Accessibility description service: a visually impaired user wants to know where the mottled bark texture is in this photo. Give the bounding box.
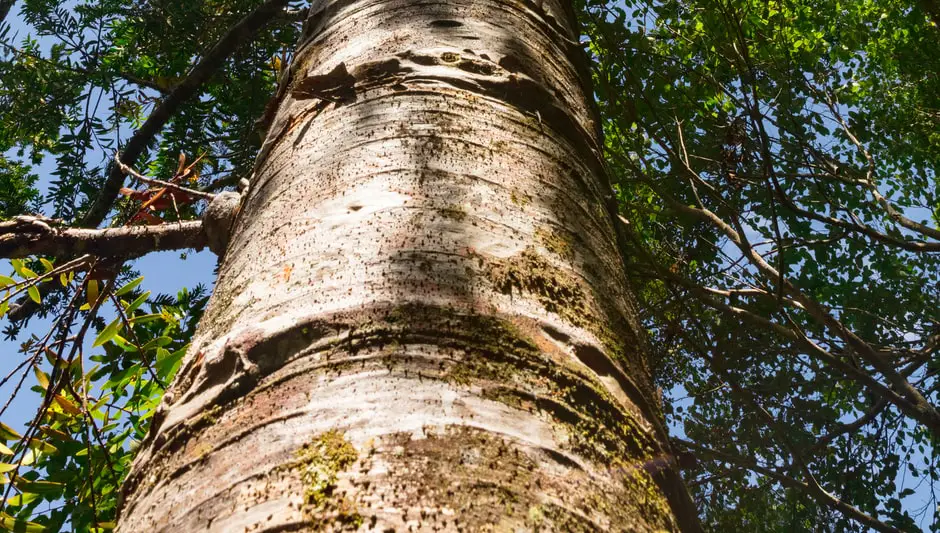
[117,0,699,530]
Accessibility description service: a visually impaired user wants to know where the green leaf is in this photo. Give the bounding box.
[141,336,173,352]
[3,492,40,507]
[0,276,15,288]
[129,313,162,325]
[0,512,46,532]
[10,259,25,277]
[26,285,40,304]
[38,258,54,273]
[114,276,144,296]
[26,439,57,454]
[156,347,186,378]
[92,318,124,348]
[12,477,63,495]
[123,291,150,315]
[0,423,21,441]
[111,335,136,352]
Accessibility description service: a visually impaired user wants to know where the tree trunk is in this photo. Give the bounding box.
[117,0,699,530]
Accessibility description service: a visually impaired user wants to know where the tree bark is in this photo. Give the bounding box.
[117,0,699,530]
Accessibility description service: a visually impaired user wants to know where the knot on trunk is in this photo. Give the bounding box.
[202,191,241,255]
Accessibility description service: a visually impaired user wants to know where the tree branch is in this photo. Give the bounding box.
[114,153,215,200]
[79,0,291,228]
[623,233,925,426]
[822,91,940,242]
[806,398,889,454]
[0,217,206,259]
[675,438,900,533]
[0,0,14,25]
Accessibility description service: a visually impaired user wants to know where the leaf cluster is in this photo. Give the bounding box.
[583,0,939,530]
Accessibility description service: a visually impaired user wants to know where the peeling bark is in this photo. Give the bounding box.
[118,0,699,530]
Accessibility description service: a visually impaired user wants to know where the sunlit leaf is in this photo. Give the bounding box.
[32,368,49,390]
[86,279,100,308]
[0,512,46,532]
[114,276,144,297]
[12,476,64,494]
[26,439,57,454]
[3,492,41,507]
[52,395,81,416]
[18,449,35,467]
[123,291,151,315]
[141,336,174,352]
[130,313,162,325]
[26,285,40,304]
[156,347,186,378]
[39,258,54,273]
[0,423,21,441]
[38,426,71,442]
[92,318,124,348]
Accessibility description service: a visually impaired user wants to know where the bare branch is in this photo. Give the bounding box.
[823,91,940,242]
[651,179,940,434]
[0,218,206,259]
[771,180,940,252]
[624,233,927,427]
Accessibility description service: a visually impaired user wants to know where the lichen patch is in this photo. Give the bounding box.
[295,431,362,528]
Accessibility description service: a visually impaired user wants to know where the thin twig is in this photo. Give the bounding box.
[114,153,215,201]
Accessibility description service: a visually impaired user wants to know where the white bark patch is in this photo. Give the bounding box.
[315,182,410,230]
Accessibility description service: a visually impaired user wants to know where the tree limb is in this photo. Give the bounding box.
[822,92,940,242]
[0,0,14,25]
[806,398,889,454]
[0,217,206,259]
[622,233,926,427]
